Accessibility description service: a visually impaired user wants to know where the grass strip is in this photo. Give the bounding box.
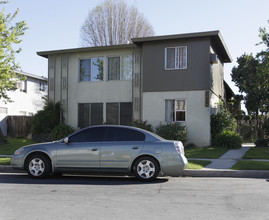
[185,147,228,159]
[242,147,269,159]
[0,158,11,165]
[187,160,211,170]
[0,138,36,155]
[232,161,269,170]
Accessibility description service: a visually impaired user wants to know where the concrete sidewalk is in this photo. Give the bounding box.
[184,144,269,178]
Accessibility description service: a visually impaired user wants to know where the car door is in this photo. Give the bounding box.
[100,127,145,169]
[55,127,105,169]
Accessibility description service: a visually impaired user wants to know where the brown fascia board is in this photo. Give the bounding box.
[37,44,136,58]
[132,30,232,63]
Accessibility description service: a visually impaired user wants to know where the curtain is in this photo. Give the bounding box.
[108,57,120,80]
[165,100,174,122]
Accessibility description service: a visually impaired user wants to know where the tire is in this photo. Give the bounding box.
[133,156,160,181]
[26,154,51,179]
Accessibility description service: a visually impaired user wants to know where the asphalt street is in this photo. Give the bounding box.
[0,173,269,220]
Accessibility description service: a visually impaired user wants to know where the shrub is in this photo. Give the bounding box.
[213,130,243,149]
[255,139,269,147]
[31,133,51,143]
[185,143,197,149]
[155,122,188,143]
[31,101,62,134]
[50,124,74,141]
[131,119,153,132]
[211,110,237,141]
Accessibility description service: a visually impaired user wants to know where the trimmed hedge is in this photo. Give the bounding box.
[156,122,188,143]
[213,130,242,149]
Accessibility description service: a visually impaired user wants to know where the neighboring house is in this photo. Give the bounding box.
[0,71,48,135]
[37,30,233,147]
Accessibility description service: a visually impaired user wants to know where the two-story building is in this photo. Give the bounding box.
[0,71,48,135]
[37,30,233,147]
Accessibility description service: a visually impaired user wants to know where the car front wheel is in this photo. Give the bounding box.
[133,156,160,181]
[26,154,51,178]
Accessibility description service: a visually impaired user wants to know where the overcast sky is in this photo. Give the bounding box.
[3,0,269,94]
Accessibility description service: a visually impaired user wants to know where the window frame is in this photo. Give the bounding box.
[165,99,187,122]
[106,102,133,125]
[165,46,187,70]
[79,57,104,82]
[77,103,104,128]
[107,55,133,81]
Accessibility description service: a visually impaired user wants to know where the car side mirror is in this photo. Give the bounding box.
[63,137,69,144]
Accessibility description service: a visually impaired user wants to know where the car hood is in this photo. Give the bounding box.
[20,141,58,150]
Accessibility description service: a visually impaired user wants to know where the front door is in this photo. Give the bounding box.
[55,127,106,169]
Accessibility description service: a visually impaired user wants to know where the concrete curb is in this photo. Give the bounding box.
[1,165,269,178]
[181,169,269,179]
[0,165,25,173]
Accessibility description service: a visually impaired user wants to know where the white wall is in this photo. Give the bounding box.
[142,91,211,147]
[0,77,47,135]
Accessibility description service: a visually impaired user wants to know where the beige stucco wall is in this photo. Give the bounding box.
[49,48,134,129]
[142,91,211,147]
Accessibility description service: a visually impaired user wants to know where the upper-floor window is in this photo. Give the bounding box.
[165,46,187,70]
[80,57,104,82]
[39,82,46,91]
[108,55,132,80]
[165,100,186,122]
[17,80,27,93]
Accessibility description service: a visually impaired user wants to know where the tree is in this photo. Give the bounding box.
[231,54,269,138]
[231,20,269,139]
[0,1,28,101]
[80,0,154,47]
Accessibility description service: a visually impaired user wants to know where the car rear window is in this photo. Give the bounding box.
[104,127,145,142]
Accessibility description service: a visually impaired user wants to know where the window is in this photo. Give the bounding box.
[39,82,46,91]
[104,127,145,142]
[80,57,104,82]
[108,55,132,80]
[17,80,27,92]
[78,103,103,128]
[106,102,132,125]
[69,127,106,143]
[0,107,7,114]
[165,46,187,70]
[165,100,186,122]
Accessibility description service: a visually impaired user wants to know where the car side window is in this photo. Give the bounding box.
[104,127,145,142]
[68,127,105,142]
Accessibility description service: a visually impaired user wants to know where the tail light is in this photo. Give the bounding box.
[174,141,185,155]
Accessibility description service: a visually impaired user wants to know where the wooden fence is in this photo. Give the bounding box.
[7,116,33,137]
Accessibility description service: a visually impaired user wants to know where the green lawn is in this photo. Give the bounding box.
[187,160,211,169]
[0,138,36,155]
[0,158,11,165]
[185,147,228,159]
[242,147,269,159]
[232,161,269,170]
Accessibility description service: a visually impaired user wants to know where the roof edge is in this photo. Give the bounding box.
[37,44,135,58]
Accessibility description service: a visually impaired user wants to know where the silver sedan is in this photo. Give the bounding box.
[11,125,188,181]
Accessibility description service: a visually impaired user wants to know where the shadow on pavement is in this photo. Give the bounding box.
[0,173,169,185]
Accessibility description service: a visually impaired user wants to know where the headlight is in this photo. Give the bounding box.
[14,148,24,156]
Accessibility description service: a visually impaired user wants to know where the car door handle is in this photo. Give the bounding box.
[132,146,139,150]
[92,148,98,151]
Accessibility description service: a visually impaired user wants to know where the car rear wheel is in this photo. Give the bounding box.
[26,154,51,179]
[133,156,160,181]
